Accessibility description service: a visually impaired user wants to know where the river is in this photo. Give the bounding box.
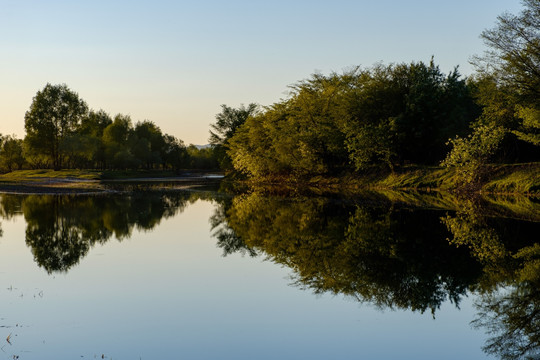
[0,186,538,359]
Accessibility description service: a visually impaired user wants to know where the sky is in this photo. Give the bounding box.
[0,0,523,145]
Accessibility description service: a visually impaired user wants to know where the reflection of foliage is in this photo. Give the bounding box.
[0,192,204,273]
[443,197,540,359]
[217,193,482,314]
[474,243,540,360]
[515,244,540,283]
[442,210,507,264]
[442,197,540,287]
[210,197,256,257]
[473,282,540,360]
[214,190,540,355]
[342,207,480,313]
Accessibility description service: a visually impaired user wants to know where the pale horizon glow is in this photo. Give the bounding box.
[0,0,523,145]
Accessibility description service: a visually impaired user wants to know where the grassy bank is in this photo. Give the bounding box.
[0,164,538,196]
[374,163,540,195]
[238,163,540,197]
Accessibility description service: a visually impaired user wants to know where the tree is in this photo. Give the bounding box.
[227,61,477,177]
[474,0,540,149]
[209,103,258,170]
[162,134,187,170]
[79,110,113,169]
[476,0,540,105]
[514,106,540,146]
[102,114,137,169]
[210,103,259,145]
[441,125,507,190]
[133,121,166,169]
[24,84,88,170]
[0,135,26,172]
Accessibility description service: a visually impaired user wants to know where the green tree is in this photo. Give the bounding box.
[24,84,89,170]
[514,106,540,146]
[79,109,113,169]
[227,61,476,177]
[102,114,137,169]
[344,61,476,169]
[441,125,507,190]
[473,0,540,150]
[162,134,187,170]
[186,145,219,169]
[476,0,540,105]
[209,103,258,170]
[0,135,25,172]
[133,120,166,169]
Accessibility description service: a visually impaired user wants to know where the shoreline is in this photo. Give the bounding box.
[0,175,224,195]
[0,163,538,197]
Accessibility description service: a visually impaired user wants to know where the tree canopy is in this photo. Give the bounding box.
[227,61,478,177]
[17,84,198,172]
[24,83,88,170]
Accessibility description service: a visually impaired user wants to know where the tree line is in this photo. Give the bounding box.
[1,2,537,176]
[212,1,540,183]
[0,84,219,172]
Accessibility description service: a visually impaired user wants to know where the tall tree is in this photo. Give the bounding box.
[476,0,540,105]
[474,0,540,149]
[24,84,88,170]
[133,120,166,169]
[102,114,137,169]
[80,109,113,169]
[209,103,258,170]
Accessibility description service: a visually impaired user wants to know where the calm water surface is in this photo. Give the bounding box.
[0,189,538,359]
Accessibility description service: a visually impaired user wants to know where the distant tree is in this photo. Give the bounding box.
[102,114,137,169]
[23,138,50,169]
[0,135,26,172]
[186,145,219,169]
[24,84,88,170]
[80,110,113,169]
[133,121,166,169]
[162,135,187,170]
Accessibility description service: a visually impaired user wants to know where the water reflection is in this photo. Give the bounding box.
[209,191,540,359]
[0,191,205,273]
[213,193,483,313]
[442,197,540,359]
[0,189,538,358]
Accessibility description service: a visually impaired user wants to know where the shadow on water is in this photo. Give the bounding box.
[0,186,538,359]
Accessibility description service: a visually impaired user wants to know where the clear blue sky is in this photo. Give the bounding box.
[0,0,523,145]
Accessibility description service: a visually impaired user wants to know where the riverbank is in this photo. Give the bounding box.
[0,164,538,197]
[235,163,540,197]
[0,169,223,194]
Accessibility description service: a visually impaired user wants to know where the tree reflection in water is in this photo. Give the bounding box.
[0,189,538,359]
[213,192,482,313]
[211,192,540,359]
[443,198,540,360]
[0,192,202,273]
